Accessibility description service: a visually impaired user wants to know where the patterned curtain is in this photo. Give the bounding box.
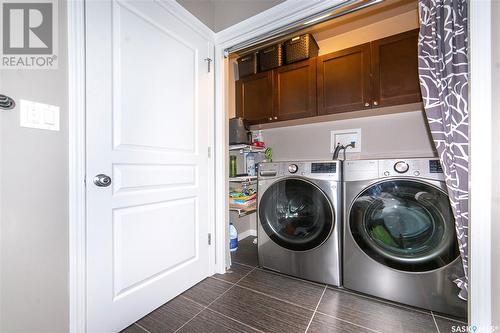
[418,0,469,300]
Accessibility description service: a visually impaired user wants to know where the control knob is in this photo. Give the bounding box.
[288,164,298,174]
[394,161,409,173]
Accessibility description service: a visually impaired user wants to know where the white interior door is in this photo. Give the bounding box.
[85,1,213,331]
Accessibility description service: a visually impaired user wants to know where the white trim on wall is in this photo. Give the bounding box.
[469,0,492,328]
[239,229,258,241]
[68,0,86,332]
[215,0,347,46]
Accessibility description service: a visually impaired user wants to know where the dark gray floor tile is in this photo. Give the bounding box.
[181,277,232,306]
[213,263,253,283]
[135,296,202,333]
[307,312,374,333]
[238,268,325,310]
[209,285,312,333]
[317,288,437,333]
[178,308,261,333]
[434,316,468,333]
[231,236,258,267]
[120,323,148,333]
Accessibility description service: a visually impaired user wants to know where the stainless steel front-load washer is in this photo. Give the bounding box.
[343,158,467,317]
[257,161,341,286]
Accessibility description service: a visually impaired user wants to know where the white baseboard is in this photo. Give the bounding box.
[239,229,257,240]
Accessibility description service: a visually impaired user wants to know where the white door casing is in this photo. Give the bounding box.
[85,0,213,331]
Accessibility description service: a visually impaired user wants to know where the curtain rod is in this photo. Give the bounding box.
[225,0,384,56]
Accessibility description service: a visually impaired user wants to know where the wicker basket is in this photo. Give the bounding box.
[237,52,258,78]
[284,34,319,64]
[258,44,283,72]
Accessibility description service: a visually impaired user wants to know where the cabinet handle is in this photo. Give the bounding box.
[268,117,273,121]
[364,102,370,107]
[274,117,278,120]
[373,101,379,106]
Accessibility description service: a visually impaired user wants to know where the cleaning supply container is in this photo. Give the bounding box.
[229,223,238,252]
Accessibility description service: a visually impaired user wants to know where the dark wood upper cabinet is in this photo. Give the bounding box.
[274,59,317,121]
[317,43,371,115]
[371,29,422,107]
[236,71,274,124]
[235,29,422,125]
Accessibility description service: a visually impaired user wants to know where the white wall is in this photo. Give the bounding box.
[0,1,69,332]
[176,0,284,32]
[258,108,435,161]
[491,0,500,326]
[212,0,285,32]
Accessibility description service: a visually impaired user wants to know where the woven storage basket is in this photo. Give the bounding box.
[284,34,319,64]
[237,52,258,78]
[258,44,283,72]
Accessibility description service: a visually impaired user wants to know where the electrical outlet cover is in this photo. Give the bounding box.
[330,129,362,153]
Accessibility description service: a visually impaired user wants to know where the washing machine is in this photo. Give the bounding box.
[257,161,341,286]
[343,158,467,318]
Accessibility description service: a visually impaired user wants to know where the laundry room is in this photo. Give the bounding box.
[224,0,468,331]
[3,0,493,332]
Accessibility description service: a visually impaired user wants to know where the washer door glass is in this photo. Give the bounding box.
[259,178,334,251]
[349,180,459,271]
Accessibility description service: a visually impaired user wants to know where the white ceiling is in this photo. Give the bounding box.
[176,0,285,32]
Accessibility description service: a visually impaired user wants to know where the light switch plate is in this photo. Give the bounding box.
[20,99,60,131]
[330,128,362,153]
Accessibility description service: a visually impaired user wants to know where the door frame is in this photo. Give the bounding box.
[68,1,216,332]
[69,0,492,330]
[213,0,351,274]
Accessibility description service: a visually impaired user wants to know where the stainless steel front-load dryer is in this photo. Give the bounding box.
[257,161,341,286]
[343,158,466,318]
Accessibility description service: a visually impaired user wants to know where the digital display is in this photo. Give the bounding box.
[429,160,443,173]
[311,163,337,173]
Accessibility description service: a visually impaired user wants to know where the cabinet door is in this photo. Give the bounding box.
[236,71,273,124]
[317,43,371,115]
[371,29,422,107]
[274,59,317,121]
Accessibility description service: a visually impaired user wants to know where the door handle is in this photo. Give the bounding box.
[93,174,112,187]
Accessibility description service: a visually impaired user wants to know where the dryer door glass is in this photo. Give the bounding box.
[259,178,334,251]
[349,179,459,271]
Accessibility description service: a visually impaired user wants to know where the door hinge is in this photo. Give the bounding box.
[208,233,212,245]
[208,146,211,158]
[204,58,212,72]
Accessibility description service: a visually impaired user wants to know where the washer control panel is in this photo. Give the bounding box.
[379,158,444,180]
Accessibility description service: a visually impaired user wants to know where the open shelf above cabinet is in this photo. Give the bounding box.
[229,175,258,183]
[229,205,257,217]
[229,144,266,153]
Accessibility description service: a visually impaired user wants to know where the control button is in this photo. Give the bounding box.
[384,171,390,176]
[394,161,409,173]
[288,164,298,174]
[414,171,420,176]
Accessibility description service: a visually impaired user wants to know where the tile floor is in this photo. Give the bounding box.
[122,237,467,333]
